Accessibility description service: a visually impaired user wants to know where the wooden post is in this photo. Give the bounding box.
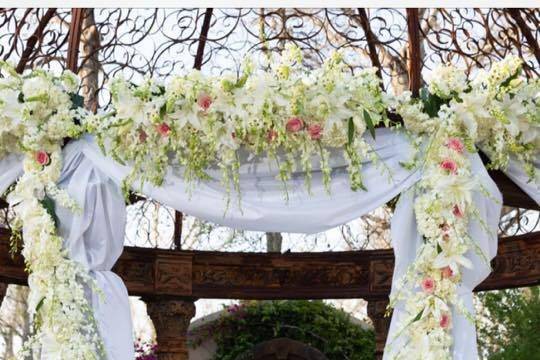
[367,299,391,360]
[406,9,422,97]
[144,297,196,360]
[66,8,84,73]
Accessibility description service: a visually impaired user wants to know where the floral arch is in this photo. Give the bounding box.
[0,7,538,360]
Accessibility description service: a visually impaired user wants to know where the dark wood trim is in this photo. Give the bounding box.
[488,169,539,210]
[357,8,384,89]
[406,9,422,97]
[193,8,213,71]
[66,8,84,73]
[16,8,56,74]
[507,9,540,66]
[0,228,538,301]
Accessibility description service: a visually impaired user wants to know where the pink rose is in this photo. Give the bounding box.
[452,204,463,218]
[440,159,458,174]
[441,266,454,279]
[156,123,171,137]
[138,129,148,143]
[421,277,435,294]
[439,313,451,329]
[446,137,464,153]
[308,124,323,140]
[197,93,212,112]
[35,150,50,166]
[286,116,304,133]
[267,129,278,143]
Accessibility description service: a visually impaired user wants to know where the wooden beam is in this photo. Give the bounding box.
[16,8,56,74]
[357,8,384,89]
[488,169,539,210]
[0,228,538,300]
[507,8,540,67]
[66,8,84,73]
[406,9,422,97]
[193,8,213,71]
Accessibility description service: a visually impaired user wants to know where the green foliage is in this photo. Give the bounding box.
[420,87,448,118]
[212,300,375,360]
[477,286,540,360]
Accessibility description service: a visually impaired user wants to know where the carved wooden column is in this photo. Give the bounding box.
[145,297,196,360]
[367,299,391,360]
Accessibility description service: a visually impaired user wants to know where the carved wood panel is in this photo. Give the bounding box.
[0,228,538,300]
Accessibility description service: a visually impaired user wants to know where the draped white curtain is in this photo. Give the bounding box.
[384,153,503,360]
[0,127,537,360]
[80,128,420,233]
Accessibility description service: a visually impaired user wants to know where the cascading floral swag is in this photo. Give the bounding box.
[0,64,104,358]
[0,45,538,359]
[387,56,538,358]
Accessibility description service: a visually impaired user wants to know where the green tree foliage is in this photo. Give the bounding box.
[477,286,540,360]
[213,300,375,360]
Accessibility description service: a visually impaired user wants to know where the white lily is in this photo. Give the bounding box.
[433,251,473,274]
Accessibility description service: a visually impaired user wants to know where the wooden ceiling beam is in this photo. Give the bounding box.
[193,8,213,71]
[357,8,384,89]
[507,8,540,66]
[15,8,56,74]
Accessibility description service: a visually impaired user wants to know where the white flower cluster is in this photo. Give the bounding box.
[397,56,539,179]
[0,64,103,359]
[427,64,468,99]
[91,45,387,198]
[388,56,539,359]
[388,130,475,359]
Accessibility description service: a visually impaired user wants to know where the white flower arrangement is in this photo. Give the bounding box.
[89,45,388,200]
[388,56,539,358]
[0,52,537,360]
[0,63,103,359]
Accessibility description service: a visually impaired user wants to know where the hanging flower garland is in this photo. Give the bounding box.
[0,63,104,359]
[387,57,539,358]
[86,45,388,200]
[0,50,538,360]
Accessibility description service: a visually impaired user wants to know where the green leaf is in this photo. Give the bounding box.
[420,87,448,118]
[412,309,424,322]
[39,196,59,228]
[159,103,167,120]
[500,69,520,89]
[347,117,355,146]
[35,296,45,314]
[437,242,443,253]
[363,109,376,140]
[69,92,84,110]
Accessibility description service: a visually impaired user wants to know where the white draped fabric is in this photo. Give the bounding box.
[0,127,537,360]
[79,128,420,233]
[0,148,135,360]
[384,154,503,360]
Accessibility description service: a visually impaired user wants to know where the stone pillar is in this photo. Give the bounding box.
[367,299,391,360]
[145,297,196,360]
